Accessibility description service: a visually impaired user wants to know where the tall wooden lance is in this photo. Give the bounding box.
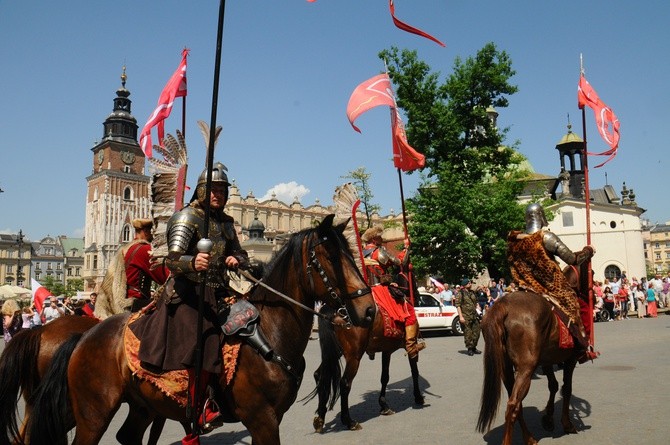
[192,0,227,434]
[579,55,595,348]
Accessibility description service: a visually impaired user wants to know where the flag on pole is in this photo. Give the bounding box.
[389,0,445,47]
[139,49,189,158]
[31,278,53,314]
[347,72,425,172]
[346,73,396,133]
[578,75,620,167]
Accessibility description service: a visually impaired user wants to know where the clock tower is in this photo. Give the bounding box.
[83,68,150,291]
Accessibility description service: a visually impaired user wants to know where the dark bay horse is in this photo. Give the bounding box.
[307,272,424,433]
[477,264,592,445]
[27,215,375,445]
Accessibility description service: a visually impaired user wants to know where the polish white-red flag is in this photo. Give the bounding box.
[139,49,189,158]
[31,278,53,314]
[346,73,396,133]
[389,0,445,47]
[578,75,620,167]
[429,277,445,292]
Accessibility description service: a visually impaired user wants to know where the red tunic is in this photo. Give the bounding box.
[124,241,170,299]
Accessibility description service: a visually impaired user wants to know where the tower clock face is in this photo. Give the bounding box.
[97,151,104,165]
[121,150,135,165]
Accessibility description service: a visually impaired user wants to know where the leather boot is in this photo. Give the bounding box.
[405,322,426,360]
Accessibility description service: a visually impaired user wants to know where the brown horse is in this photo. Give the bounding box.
[0,316,98,444]
[307,271,424,433]
[27,215,375,445]
[0,315,173,445]
[477,264,592,445]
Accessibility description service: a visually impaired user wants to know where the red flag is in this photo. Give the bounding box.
[389,0,445,47]
[139,49,189,158]
[31,278,53,314]
[346,73,396,133]
[429,277,445,292]
[391,107,425,171]
[578,75,620,153]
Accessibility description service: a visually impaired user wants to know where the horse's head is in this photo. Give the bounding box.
[308,215,375,327]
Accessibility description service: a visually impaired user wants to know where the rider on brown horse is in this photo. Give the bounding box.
[507,203,597,362]
[130,162,273,435]
[362,226,425,359]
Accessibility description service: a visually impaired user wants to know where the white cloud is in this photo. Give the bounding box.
[260,182,310,204]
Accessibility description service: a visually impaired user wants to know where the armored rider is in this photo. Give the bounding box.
[507,203,597,360]
[362,226,425,359]
[131,162,271,434]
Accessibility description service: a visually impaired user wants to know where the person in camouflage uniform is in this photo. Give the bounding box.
[455,278,481,356]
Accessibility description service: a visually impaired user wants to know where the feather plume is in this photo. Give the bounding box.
[333,183,364,274]
[197,120,222,150]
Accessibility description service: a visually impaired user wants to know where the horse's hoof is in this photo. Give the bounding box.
[348,421,362,431]
[380,408,395,416]
[541,415,555,431]
[313,416,324,433]
[415,395,425,406]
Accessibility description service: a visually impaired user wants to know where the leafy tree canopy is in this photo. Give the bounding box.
[379,43,531,282]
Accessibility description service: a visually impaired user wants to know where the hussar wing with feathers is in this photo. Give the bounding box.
[148,120,222,262]
[332,183,365,276]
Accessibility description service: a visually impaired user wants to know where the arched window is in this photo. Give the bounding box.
[122,225,131,242]
[604,265,621,281]
[124,186,133,200]
[93,187,99,201]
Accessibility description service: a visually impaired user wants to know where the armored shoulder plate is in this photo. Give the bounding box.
[542,231,576,265]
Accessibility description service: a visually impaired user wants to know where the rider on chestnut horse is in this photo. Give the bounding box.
[361,226,425,359]
[506,203,597,362]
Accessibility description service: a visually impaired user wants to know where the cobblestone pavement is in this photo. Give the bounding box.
[10,312,669,444]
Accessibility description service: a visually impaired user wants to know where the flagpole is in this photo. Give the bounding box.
[579,54,595,348]
[396,167,416,305]
[192,0,226,435]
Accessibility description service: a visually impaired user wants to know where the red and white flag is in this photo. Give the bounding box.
[578,75,620,167]
[31,278,53,314]
[139,49,189,158]
[389,0,445,47]
[429,277,445,292]
[346,73,396,133]
[347,72,425,172]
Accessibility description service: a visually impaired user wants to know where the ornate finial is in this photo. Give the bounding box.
[121,65,127,88]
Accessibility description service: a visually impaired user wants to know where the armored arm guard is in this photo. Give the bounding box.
[543,231,593,265]
[165,210,200,275]
[376,246,401,268]
[223,218,250,269]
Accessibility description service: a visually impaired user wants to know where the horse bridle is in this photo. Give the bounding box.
[239,231,370,328]
[306,232,370,327]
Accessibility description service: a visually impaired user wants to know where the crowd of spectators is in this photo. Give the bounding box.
[593,272,668,320]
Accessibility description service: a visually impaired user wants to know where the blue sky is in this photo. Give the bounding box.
[1,1,668,242]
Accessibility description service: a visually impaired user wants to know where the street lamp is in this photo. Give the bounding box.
[16,229,24,286]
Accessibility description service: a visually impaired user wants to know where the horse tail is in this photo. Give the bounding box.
[27,333,83,445]
[0,328,42,445]
[477,298,507,433]
[301,306,342,409]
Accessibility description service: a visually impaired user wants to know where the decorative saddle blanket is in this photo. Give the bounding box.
[123,312,241,407]
[372,285,408,339]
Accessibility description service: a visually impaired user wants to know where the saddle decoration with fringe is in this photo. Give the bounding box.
[123,310,241,408]
[372,285,408,339]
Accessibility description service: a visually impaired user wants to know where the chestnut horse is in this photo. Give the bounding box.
[27,215,375,445]
[307,271,424,433]
[0,316,174,445]
[477,263,592,445]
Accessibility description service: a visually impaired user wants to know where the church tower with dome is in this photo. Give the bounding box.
[82,68,150,291]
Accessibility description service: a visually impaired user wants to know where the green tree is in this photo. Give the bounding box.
[42,275,66,297]
[65,278,84,297]
[379,44,530,282]
[341,167,381,229]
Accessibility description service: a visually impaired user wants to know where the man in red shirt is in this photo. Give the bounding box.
[125,219,170,312]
